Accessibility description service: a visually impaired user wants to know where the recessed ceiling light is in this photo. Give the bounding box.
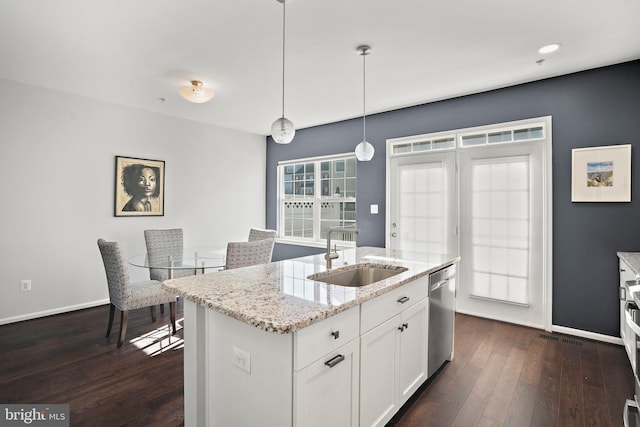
[538,43,561,54]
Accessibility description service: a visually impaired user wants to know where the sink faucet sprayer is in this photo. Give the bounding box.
[325,226,360,269]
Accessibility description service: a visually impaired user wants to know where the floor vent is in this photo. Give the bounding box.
[538,333,584,347]
[561,338,583,347]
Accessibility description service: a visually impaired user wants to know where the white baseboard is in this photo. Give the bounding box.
[551,324,622,345]
[456,309,623,346]
[0,299,109,326]
[455,308,544,330]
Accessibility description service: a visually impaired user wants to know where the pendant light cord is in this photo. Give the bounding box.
[362,50,366,142]
[281,0,286,118]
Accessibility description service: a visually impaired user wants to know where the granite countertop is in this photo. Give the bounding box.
[162,246,459,334]
[618,252,640,277]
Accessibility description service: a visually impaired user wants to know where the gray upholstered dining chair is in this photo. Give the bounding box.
[144,228,196,281]
[144,228,194,314]
[247,228,277,242]
[97,238,177,348]
[225,238,275,270]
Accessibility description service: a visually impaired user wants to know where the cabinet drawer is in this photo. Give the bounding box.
[294,305,360,370]
[361,277,428,333]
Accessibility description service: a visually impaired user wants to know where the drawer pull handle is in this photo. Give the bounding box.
[330,330,340,340]
[324,354,345,368]
[398,323,409,332]
[397,296,410,304]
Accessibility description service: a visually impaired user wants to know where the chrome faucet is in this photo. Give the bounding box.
[325,226,360,269]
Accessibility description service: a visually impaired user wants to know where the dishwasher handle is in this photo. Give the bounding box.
[430,279,449,293]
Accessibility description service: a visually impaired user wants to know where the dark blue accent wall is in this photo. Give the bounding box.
[266,60,640,336]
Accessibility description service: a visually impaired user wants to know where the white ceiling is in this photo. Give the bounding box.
[1,0,639,136]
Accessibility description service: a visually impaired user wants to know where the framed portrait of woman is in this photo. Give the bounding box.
[114,156,165,217]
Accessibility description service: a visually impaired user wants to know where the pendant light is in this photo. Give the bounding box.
[271,0,295,144]
[179,80,215,103]
[355,45,374,161]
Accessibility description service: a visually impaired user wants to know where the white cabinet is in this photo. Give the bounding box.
[360,313,398,427]
[360,281,428,427]
[398,299,429,402]
[620,258,636,372]
[294,339,359,427]
[293,306,360,427]
[184,269,445,427]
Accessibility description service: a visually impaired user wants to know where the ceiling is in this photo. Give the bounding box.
[1,0,639,136]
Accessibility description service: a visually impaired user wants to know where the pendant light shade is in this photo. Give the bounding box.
[355,45,374,161]
[271,0,295,144]
[355,140,375,161]
[272,117,295,144]
[179,80,215,103]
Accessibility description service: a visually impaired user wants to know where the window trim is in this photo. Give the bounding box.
[277,152,357,248]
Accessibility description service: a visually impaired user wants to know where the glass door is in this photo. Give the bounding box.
[388,152,457,257]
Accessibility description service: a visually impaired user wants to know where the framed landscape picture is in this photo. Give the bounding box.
[571,144,631,202]
[114,156,165,216]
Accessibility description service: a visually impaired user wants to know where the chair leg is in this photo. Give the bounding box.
[106,303,115,338]
[151,305,157,322]
[160,303,165,314]
[170,301,177,334]
[117,310,128,348]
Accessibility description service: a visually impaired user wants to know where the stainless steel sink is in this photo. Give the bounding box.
[308,263,408,287]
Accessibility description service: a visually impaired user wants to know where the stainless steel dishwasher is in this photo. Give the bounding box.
[428,263,456,377]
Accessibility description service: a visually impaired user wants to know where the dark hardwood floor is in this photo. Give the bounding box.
[0,301,633,426]
[0,302,185,426]
[392,314,634,427]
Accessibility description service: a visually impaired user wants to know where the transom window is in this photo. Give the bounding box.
[278,154,357,245]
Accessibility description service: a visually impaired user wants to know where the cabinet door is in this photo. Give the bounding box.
[360,315,399,427]
[398,299,428,404]
[620,259,634,339]
[294,339,359,427]
[620,259,636,371]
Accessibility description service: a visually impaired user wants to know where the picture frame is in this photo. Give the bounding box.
[571,144,631,202]
[114,156,165,216]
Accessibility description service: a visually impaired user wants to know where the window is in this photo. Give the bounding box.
[459,124,544,147]
[391,135,456,155]
[278,154,357,245]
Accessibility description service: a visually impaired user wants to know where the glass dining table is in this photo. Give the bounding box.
[129,247,226,279]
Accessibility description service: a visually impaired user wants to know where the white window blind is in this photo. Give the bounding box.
[398,162,445,254]
[470,155,530,306]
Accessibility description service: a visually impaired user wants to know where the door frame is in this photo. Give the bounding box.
[386,117,553,331]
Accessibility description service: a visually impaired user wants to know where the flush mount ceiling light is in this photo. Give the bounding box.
[179,80,215,103]
[271,0,295,144]
[538,43,561,54]
[355,45,374,162]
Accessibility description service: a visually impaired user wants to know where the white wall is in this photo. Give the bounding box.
[0,78,266,324]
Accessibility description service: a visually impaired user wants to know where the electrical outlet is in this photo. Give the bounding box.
[21,279,32,292]
[233,346,251,374]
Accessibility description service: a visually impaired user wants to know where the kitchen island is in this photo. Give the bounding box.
[163,246,458,427]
